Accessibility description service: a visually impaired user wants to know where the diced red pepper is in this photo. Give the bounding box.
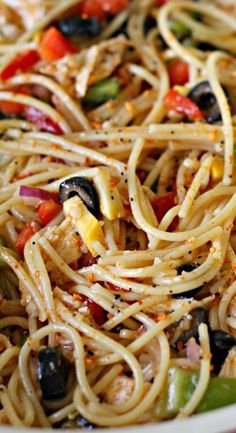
[16,221,41,254]
[102,0,128,15]
[78,0,128,20]
[39,27,77,62]
[168,60,189,87]
[23,106,63,134]
[0,50,40,81]
[37,199,62,226]
[78,0,106,21]
[151,191,178,232]
[0,86,29,116]
[87,299,107,326]
[164,89,204,122]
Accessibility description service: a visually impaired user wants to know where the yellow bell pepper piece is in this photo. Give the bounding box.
[63,196,105,257]
[211,158,224,182]
[94,170,125,221]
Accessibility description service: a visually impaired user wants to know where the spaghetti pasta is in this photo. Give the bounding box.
[0,0,236,429]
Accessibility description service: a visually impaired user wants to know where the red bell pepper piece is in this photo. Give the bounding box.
[78,0,106,21]
[37,199,62,226]
[0,86,29,116]
[23,106,63,134]
[151,191,178,232]
[0,50,40,81]
[16,221,41,254]
[168,60,189,87]
[164,89,204,122]
[87,299,107,326]
[102,0,128,15]
[39,27,77,62]
[78,0,128,21]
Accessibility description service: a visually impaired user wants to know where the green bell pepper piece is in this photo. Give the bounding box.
[83,77,120,106]
[154,367,236,420]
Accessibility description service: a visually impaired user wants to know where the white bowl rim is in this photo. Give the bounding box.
[1,404,236,433]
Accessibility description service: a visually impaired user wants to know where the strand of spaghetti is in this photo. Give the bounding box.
[19,386,35,426]
[158,1,236,67]
[0,317,28,329]
[23,132,126,173]
[6,74,90,131]
[70,123,230,143]
[128,138,236,241]
[0,347,19,372]
[0,387,24,426]
[0,247,47,322]
[0,197,20,214]
[0,138,86,164]
[73,332,169,426]
[177,323,211,418]
[207,51,234,185]
[144,150,175,187]
[0,119,36,132]
[142,44,169,125]
[82,243,223,294]
[0,92,71,133]
[127,64,160,90]
[58,296,213,366]
[0,167,77,195]
[19,322,96,427]
[28,242,55,321]
[173,10,235,38]
[48,403,76,425]
[158,4,204,68]
[38,237,88,285]
[7,368,23,421]
[56,301,146,415]
[178,154,213,218]
[102,297,158,331]
[218,280,236,332]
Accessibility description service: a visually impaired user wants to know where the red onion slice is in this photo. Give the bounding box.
[19,185,59,203]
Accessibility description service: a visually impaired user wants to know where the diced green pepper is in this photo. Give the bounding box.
[83,77,120,106]
[154,367,236,420]
[169,19,191,39]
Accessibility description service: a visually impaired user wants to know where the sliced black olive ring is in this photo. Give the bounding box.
[59,176,100,217]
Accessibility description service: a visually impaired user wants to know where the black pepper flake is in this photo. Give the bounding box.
[114,294,121,300]
[130,197,134,202]
[87,350,94,356]
[32,241,36,245]
[170,130,175,135]
[111,195,115,200]
[124,179,128,183]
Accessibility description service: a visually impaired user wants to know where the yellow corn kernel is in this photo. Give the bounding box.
[211,158,224,182]
[173,85,189,96]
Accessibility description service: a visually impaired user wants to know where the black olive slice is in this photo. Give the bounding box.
[58,416,96,429]
[57,16,101,37]
[210,330,236,374]
[173,263,203,299]
[188,81,222,124]
[59,177,99,217]
[174,307,208,347]
[38,348,66,401]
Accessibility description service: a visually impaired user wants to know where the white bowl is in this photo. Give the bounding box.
[1,405,236,433]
